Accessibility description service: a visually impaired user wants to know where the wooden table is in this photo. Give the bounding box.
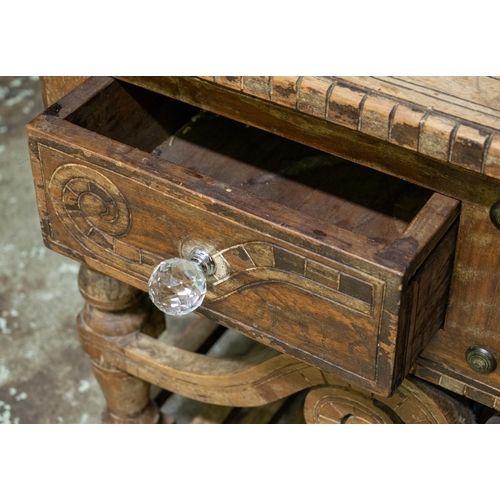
[28,76,500,423]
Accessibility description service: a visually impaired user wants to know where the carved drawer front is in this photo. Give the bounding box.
[27,77,460,396]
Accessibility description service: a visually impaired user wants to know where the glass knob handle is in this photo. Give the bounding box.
[148,248,216,316]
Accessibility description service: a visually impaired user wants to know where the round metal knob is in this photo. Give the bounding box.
[466,346,497,374]
[490,202,500,230]
[148,248,215,316]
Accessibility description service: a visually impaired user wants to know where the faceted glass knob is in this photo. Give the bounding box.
[148,249,215,316]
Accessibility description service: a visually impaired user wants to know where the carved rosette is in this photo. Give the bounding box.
[304,377,475,424]
[304,387,395,424]
[49,163,131,251]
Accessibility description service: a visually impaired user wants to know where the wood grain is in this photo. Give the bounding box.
[444,202,500,343]
[414,355,500,411]
[39,76,89,107]
[154,108,434,245]
[409,202,500,405]
[29,75,500,413]
[110,76,500,405]
[79,328,319,407]
[26,77,460,396]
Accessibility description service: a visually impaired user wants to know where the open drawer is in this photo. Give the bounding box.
[27,77,460,396]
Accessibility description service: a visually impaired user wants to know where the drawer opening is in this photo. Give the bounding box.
[65,79,433,246]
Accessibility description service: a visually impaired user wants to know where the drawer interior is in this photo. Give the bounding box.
[66,79,433,246]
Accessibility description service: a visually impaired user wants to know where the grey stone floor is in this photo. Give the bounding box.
[0,79,259,424]
[0,77,104,423]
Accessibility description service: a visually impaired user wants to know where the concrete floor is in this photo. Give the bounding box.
[0,77,104,423]
[0,79,262,424]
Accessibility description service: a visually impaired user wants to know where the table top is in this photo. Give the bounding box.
[198,77,500,182]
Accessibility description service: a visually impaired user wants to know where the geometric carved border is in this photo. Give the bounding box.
[200,76,500,180]
[209,241,383,318]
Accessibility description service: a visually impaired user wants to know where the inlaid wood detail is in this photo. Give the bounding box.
[41,145,158,276]
[33,76,500,413]
[199,76,500,181]
[414,357,500,411]
[45,152,380,316]
[210,242,377,314]
[39,144,388,386]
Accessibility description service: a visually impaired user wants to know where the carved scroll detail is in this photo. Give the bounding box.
[47,160,159,274]
[304,377,475,424]
[50,163,131,247]
[207,241,380,316]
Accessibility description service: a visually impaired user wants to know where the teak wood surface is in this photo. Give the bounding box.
[33,76,500,416]
[28,77,461,396]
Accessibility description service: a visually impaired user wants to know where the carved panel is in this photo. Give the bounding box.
[209,242,380,317]
[200,76,500,180]
[304,377,475,424]
[42,144,384,324]
[49,163,132,245]
[40,144,160,279]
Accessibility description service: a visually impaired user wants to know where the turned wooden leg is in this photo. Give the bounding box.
[76,265,165,424]
[304,376,476,424]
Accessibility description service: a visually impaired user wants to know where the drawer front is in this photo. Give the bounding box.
[34,143,385,381]
[27,77,459,395]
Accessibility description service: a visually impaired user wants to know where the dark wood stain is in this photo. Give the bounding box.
[328,102,359,129]
[273,81,296,99]
[391,121,419,149]
[339,274,373,304]
[43,102,62,116]
[452,132,488,171]
[274,247,305,275]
